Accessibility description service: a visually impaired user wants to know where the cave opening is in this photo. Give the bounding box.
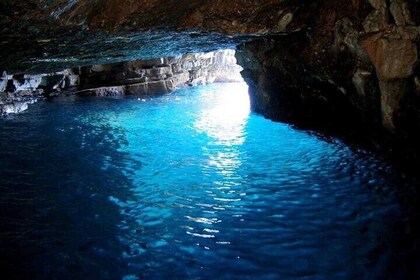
[1,49,248,115]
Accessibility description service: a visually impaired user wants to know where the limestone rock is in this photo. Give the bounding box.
[0,71,7,92]
[277,13,293,32]
[362,33,417,80]
[361,29,418,131]
[390,0,415,26]
[126,80,174,96]
[379,79,408,131]
[0,102,29,115]
[8,75,43,92]
[368,0,387,10]
[77,86,126,97]
[79,49,242,95]
[352,69,373,98]
[363,8,389,32]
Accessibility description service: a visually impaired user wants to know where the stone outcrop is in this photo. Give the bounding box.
[358,0,419,132]
[0,69,79,115]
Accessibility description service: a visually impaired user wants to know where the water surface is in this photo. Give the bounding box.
[0,83,418,279]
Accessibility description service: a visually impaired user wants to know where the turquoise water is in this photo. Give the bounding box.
[0,83,418,279]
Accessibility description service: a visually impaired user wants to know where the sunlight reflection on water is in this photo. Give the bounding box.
[194,83,250,146]
[0,83,418,280]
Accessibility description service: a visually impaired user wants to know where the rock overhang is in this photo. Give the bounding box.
[0,28,256,75]
[0,0,315,74]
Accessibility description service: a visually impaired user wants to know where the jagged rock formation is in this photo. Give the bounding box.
[0,69,78,114]
[1,0,420,163]
[235,0,420,163]
[1,50,242,114]
[77,50,242,97]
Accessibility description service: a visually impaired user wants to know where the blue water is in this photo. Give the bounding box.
[0,83,418,280]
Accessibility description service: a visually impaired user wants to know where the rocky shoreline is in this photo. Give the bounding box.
[0,50,243,115]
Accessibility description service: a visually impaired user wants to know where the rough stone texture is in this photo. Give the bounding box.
[78,49,243,96]
[363,7,389,32]
[361,30,418,130]
[362,33,417,80]
[390,0,415,26]
[0,0,324,74]
[77,86,127,97]
[234,0,420,163]
[0,90,44,116]
[236,35,365,131]
[0,102,30,115]
[0,50,243,112]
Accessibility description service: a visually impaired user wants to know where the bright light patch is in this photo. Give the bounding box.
[194,82,250,146]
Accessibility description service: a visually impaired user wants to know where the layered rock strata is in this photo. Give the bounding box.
[77,50,242,97]
[1,50,242,114]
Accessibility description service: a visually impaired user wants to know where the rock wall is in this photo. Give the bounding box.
[0,69,79,114]
[236,35,365,131]
[77,50,242,97]
[1,50,242,114]
[236,0,420,163]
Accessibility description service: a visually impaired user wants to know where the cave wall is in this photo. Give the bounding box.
[76,50,242,97]
[235,0,420,161]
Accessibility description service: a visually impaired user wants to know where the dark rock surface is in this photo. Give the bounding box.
[235,0,420,165]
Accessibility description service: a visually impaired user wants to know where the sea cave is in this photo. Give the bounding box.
[1,1,420,279]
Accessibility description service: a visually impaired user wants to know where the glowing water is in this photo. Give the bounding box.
[0,83,418,279]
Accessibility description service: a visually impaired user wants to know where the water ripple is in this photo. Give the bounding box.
[0,84,418,279]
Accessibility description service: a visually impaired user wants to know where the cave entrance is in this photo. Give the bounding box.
[2,49,249,115]
[73,49,247,97]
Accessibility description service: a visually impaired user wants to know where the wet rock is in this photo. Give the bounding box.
[0,71,7,92]
[40,75,65,90]
[77,86,126,97]
[79,50,242,95]
[9,75,43,92]
[363,7,389,32]
[0,102,29,115]
[362,30,418,131]
[379,79,408,131]
[390,0,415,26]
[277,13,294,32]
[1,49,242,108]
[362,33,417,80]
[368,0,387,10]
[236,35,361,129]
